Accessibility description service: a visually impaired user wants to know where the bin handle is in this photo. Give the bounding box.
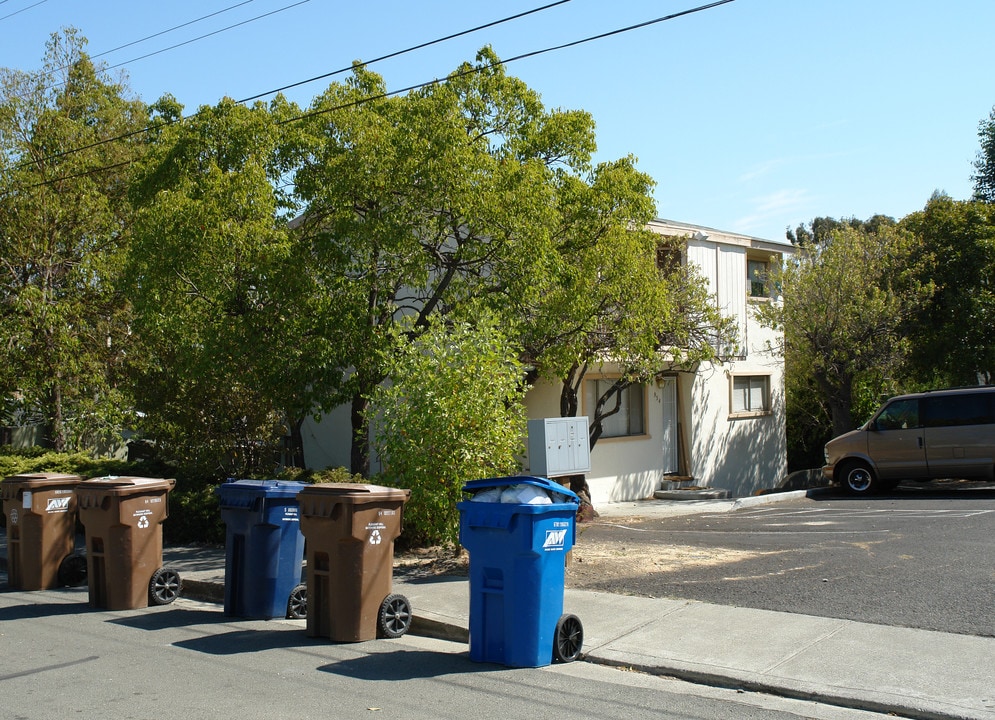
[466,514,514,531]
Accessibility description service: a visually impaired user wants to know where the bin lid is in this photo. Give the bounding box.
[76,476,176,495]
[1,473,82,500]
[1,472,82,488]
[217,479,308,505]
[461,475,579,504]
[296,482,410,504]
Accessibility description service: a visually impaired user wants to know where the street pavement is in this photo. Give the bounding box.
[3,489,994,720]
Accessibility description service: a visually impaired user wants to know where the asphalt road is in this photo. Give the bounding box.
[0,589,896,720]
[571,482,995,638]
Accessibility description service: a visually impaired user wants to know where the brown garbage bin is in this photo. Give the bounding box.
[1,473,85,590]
[297,483,411,642]
[76,476,181,610]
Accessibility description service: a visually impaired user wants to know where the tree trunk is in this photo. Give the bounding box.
[286,415,306,468]
[560,362,583,417]
[350,392,370,477]
[826,382,854,438]
[50,381,66,452]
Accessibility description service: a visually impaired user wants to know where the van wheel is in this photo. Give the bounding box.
[840,461,877,495]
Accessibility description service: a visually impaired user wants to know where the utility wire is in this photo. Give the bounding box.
[37,0,310,92]
[72,1,258,68]
[15,0,735,191]
[237,0,572,104]
[9,2,259,100]
[279,1,735,125]
[0,0,45,23]
[15,0,573,171]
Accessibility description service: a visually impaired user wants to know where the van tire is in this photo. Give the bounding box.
[839,461,877,495]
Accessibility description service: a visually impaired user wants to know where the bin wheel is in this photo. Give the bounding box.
[553,614,584,663]
[148,568,182,606]
[378,593,412,639]
[287,583,307,619]
[57,553,88,588]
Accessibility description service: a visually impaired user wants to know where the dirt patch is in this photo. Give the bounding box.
[393,516,775,591]
[565,539,771,589]
[394,545,468,579]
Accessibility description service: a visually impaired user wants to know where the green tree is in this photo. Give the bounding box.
[756,219,930,441]
[126,96,338,474]
[786,214,897,247]
[293,48,661,475]
[973,105,995,204]
[517,218,732,448]
[902,194,995,386]
[368,315,527,547]
[0,29,147,451]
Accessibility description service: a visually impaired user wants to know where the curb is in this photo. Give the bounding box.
[181,578,226,605]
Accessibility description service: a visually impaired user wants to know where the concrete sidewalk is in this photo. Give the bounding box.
[3,492,994,720]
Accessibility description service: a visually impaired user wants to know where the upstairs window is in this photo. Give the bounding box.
[656,243,682,273]
[747,258,769,298]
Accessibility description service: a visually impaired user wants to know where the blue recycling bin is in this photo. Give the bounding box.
[217,480,307,619]
[458,476,583,667]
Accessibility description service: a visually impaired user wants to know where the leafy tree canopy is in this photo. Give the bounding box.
[973,105,995,204]
[901,193,995,386]
[291,47,676,472]
[757,219,931,439]
[0,28,147,451]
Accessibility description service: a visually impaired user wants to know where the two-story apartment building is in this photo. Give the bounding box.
[300,218,790,503]
[520,219,789,503]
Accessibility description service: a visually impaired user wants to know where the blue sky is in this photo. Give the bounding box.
[2,0,993,243]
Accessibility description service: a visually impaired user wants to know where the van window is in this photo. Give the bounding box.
[874,399,919,430]
[922,393,995,427]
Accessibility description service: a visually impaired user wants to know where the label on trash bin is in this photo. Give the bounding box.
[367,521,386,545]
[283,506,299,523]
[134,508,153,528]
[22,491,32,509]
[45,496,71,513]
[542,521,571,552]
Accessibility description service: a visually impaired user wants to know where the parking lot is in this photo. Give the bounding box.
[567,483,995,637]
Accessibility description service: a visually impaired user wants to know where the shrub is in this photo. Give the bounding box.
[368,316,528,548]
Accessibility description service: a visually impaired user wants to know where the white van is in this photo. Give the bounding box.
[823,386,995,495]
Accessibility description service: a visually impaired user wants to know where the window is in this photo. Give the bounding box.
[731,375,770,415]
[922,393,995,427]
[584,379,645,438]
[656,243,682,273]
[874,399,919,430]
[747,258,769,298]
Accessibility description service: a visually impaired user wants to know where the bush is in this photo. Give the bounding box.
[0,449,223,543]
[368,316,527,548]
[1,452,368,544]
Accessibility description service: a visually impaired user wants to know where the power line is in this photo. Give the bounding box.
[8,1,260,105]
[278,1,736,126]
[80,1,258,66]
[15,0,573,172]
[14,0,735,192]
[237,0,572,104]
[38,0,310,94]
[102,0,310,74]
[0,0,45,23]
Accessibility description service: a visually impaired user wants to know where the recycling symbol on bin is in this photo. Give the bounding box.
[9,509,17,525]
[137,515,150,529]
[369,529,382,545]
